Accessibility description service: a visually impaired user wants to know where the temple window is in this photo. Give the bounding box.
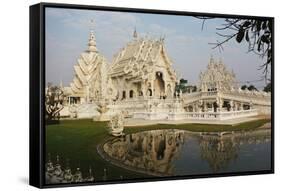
[223,101,231,111]
[122,91,126,99]
[129,90,134,98]
[243,104,250,110]
[148,89,152,96]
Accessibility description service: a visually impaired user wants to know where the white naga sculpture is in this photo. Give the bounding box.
[107,112,125,137]
[93,100,110,121]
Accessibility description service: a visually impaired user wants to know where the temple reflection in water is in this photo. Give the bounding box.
[102,129,271,176]
[103,130,185,175]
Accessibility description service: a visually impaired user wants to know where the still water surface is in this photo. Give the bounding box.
[103,129,271,176]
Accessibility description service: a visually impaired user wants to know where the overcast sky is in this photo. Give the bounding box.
[46,7,268,89]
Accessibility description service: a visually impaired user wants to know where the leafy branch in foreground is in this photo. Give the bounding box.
[196,16,272,81]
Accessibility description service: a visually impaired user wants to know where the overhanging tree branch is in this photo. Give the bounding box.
[196,17,272,81]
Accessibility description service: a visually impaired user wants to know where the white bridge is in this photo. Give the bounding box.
[182,91,271,106]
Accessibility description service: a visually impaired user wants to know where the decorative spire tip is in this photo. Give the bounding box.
[133,27,138,39]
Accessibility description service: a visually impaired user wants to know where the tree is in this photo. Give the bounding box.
[175,78,188,93]
[241,84,258,91]
[241,85,248,90]
[45,83,65,124]
[192,85,197,92]
[263,83,271,92]
[248,85,258,91]
[197,17,272,80]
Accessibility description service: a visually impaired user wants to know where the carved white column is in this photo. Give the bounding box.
[86,85,90,103]
[230,100,234,111]
[151,81,154,97]
[219,98,223,112]
[204,101,207,112]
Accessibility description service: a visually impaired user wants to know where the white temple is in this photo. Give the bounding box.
[60,27,271,122]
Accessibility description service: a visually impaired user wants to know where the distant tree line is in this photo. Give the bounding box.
[263,83,271,92]
[175,78,197,94]
[241,84,258,91]
[240,83,271,92]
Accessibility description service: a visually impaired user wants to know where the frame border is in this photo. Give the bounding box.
[29,2,274,189]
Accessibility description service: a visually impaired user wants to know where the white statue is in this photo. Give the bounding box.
[107,112,125,137]
[69,104,77,118]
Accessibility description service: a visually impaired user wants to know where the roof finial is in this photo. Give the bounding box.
[88,19,98,52]
[90,19,95,31]
[59,79,63,89]
[210,54,214,64]
[133,27,138,39]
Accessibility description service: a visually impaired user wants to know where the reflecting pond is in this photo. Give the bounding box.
[102,129,271,176]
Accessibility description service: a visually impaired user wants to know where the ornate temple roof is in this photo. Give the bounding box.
[199,57,237,92]
[69,30,108,96]
[108,32,177,82]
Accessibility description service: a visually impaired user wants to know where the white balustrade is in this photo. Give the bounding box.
[183,109,258,120]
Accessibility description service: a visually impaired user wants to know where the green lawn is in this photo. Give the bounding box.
[46,118,270,182]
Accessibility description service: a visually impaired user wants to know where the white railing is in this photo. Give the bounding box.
[220,92,271,106]
[201,91,218,97]
[133,112,169,120]
[183,109,258,120]
[182,91,271,106]
[114,97,176,106]
[133,109,258,121]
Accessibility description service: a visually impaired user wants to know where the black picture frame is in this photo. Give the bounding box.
[30,2,274,189]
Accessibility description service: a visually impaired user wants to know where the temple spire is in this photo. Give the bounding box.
[160,34,165,42]
[59,80,63,89]
[209,55,214,64]
[133,27,138,39]
[88,19,98,52]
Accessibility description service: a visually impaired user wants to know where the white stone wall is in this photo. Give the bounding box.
[254,105,271,115]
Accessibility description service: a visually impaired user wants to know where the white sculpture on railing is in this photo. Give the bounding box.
[45,154,95,184]
[93,99,110,121]
[107,112,125,137]
[69,104,77,118]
